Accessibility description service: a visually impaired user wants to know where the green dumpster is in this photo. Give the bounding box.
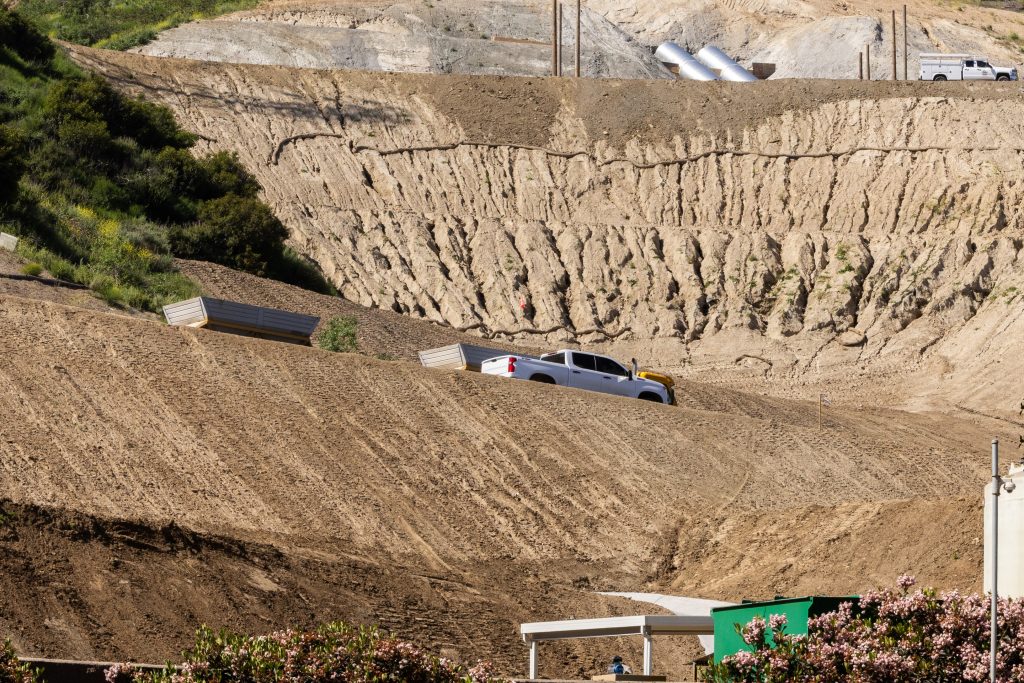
[711,596,858,661]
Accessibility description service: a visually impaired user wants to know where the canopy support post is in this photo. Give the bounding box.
[642,627,653,675]
[529,640,538,679]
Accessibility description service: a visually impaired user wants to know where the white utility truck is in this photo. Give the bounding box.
[920,53,1017,81]
[481,350,673,404]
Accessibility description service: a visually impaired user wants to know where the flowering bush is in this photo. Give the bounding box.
[0,641,39,683]
[116,622,505,683]
[704,576,1024,682]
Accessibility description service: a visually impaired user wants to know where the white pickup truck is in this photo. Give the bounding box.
[481,350,673,404]
[920,53,1018,81]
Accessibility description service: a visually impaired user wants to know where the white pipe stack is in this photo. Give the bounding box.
[654,42,720,81]
[695,45,757,82]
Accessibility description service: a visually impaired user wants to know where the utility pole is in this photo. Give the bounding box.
[575,0,581,77]
[903,5,909,80]
[891,10,897,80]
[992,438,1001,683]
[557,3,563,76]
[551,0,558,76]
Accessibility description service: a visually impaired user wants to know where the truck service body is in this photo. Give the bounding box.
[919,53,1017,81]
[481,350,674,404]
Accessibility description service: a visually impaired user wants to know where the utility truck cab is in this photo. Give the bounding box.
[920,53,1017,81]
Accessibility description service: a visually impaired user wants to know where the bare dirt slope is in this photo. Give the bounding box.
[176,259,537,360]
[0,289,1012,672]
[135,0,670,79]
[75,46,1024,415]
[135,0,1024,80]
[0,501,703,676]
[3,294,1002,565]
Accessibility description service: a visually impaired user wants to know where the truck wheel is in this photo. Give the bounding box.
[933,75,947,81]
[638,392,664,403]
[997,75,1011,81]
[529,374,556,384]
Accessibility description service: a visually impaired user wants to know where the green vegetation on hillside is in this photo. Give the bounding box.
[16,0,258,50]
[317,315,359,353]
[0,10,333,311]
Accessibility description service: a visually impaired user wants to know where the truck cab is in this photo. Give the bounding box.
[920,53,1018,81]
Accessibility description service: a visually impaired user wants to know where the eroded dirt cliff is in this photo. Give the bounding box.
[74,48,1024,412]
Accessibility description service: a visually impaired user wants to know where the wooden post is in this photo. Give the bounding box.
[573,0,581,77]
[891,10,897,80]
[866,44,871,80]
[903,5,909,80]
[859,51,863,80]
[557,2,563,76]
[551,0,558,76]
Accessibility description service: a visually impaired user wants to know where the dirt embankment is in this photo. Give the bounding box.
[0,257,1012,674]
[73,47,1024,414]
[0,289,1011,668]
[0,500,703,676]
[134,0,670,80]
[0,294,1002,565]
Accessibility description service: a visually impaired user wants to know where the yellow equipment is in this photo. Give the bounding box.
[638,370,676,405]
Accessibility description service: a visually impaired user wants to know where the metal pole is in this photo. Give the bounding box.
[859,52,863,80]
[557,3,564,76]
[891,10,897,80]
[575,0,581,77]
[866,45,871,80]
[643,629,653,675]
[529,640,538,679]
[551,0,557,76]
[992,438,1000,683]
[903,5,909,80]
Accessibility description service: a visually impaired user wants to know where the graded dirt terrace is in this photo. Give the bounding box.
[0,285,1011,675]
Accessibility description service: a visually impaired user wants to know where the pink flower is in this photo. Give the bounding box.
[769,614,788,631]
[897,574,917,590]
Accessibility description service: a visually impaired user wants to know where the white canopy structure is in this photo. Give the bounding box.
[600,592,735,655]
[520,615,713,679]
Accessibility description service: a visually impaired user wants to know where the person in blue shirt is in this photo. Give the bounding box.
[608,655,632,674]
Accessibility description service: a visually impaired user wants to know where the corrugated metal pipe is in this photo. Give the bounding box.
[654,42,720,81]
[695,45,758,82]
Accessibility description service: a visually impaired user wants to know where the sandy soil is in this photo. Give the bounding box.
[0,285,1013,674]
[134,0,670,79]
[0,501,704,678]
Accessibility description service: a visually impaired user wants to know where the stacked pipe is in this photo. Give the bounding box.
[696,45,758,82]
[655,42,758,82]
[654,42,719,81]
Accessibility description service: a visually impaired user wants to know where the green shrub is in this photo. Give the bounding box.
[0,125,25,205]
[317,315,359,353]
[0,640,40,683]
[171,195,288,276]
[15,0,260,50]
[0,10,326,310]
[0,10,54,63]
[20,262,42,276]
[271,246,337,295]
[120,622,503,683]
